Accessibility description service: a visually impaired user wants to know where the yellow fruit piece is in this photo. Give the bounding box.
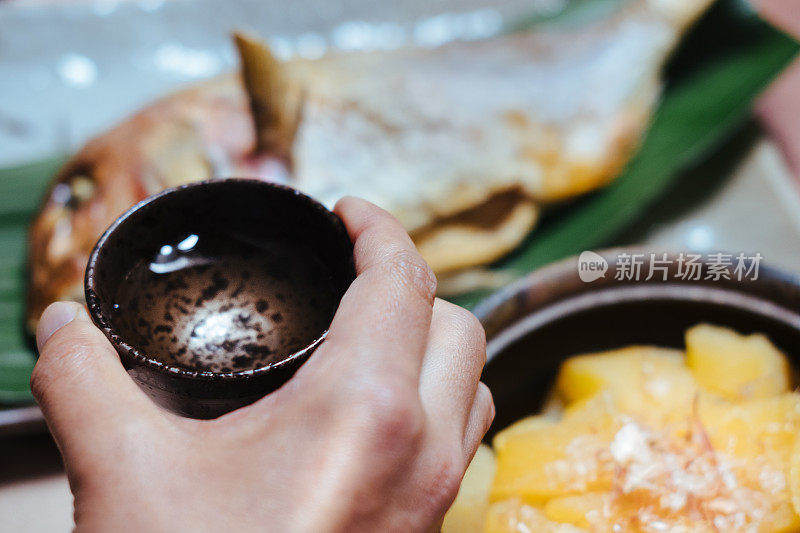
[698,390,800,520]
[491,396,621,503]
[768,501,800,533]
[791,435,800,516]
[487,325,800,532]
[697,392,800,532]
[442,444,496,533]
[686,323,790,401]
[484,499,586,533]
[544,492,609,528]
[556,346,696,422]
[492,415,556,452]
[556,346,685,402]
[699,392,800,461]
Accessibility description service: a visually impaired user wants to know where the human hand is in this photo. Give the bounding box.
[32,197,493,532]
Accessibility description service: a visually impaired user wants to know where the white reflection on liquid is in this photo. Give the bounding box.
[177,234,199,251]
[150,234,207,274]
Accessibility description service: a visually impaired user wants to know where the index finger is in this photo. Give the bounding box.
[309,197,437,386]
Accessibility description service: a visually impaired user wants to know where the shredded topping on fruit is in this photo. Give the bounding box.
[598,413,784,532]
[474,326,800,533]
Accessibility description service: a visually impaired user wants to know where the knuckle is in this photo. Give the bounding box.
[453,306,486,348]
[422,451,464,511]
[385,248,437,303]
[443,304,487,366]
[357,382,424,448]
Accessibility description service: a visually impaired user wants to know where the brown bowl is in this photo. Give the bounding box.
[472,249,800,438]
[85,179,355,418]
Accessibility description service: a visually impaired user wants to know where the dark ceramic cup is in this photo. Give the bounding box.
[85,179,355,419]
[472,249,800,439]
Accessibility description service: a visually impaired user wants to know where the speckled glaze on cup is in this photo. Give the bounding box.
[85,179,355,419]
[473,249,800,439]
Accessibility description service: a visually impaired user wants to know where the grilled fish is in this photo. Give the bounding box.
[27,0,713,332]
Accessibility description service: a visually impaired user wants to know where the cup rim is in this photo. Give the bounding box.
[85,178,352,382]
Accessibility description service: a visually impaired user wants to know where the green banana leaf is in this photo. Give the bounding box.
[0,157,65,403]
[0,0,797,405]
[450,0,800,307]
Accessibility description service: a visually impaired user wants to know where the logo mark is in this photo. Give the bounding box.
[578,251,608,282]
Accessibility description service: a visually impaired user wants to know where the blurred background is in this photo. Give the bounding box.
[0,0,798,530]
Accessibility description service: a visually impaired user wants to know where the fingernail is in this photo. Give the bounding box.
[36,302,80,352]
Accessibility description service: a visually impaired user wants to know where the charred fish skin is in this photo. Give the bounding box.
[26,78,255,332]
[26,0,714,333]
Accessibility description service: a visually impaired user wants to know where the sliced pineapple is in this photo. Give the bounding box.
[790,435,800,518]
[484,499,586,533]
[491,395,621,503]
[698,392,800,461]
[442,444,496,533]
[492,415,556,453]
[478,324,799,532]
[544,492,610,529]
[556,346,697,423]
[686,323,790,401]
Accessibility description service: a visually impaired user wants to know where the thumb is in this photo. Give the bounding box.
[32,302,162,462]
